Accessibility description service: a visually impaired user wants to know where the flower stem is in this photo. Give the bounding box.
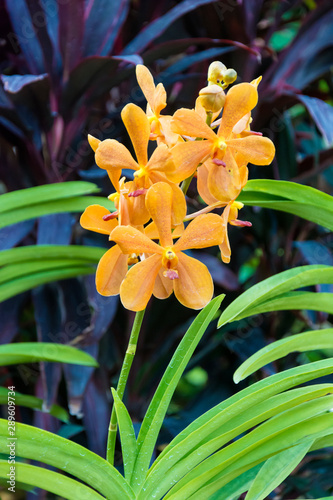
[180,112,213,196]
[106,308,146,464]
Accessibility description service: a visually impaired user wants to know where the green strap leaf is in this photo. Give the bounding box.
[0,196,114,229]
[0,265,96,302]
[0,419,135,500]
[234,291,333,320]
[208,465,262,500]
[0,460,105,500]
[144,359,333,497]
[234,329,333,383]
[131,295,225,491]
[0,387,68,422]
[245,440,314,500]
[0,181,99,214]
[238,179,333,231]
[0,343,98,367]
[111,389,139,482]
[0,245,104,266]
[218,265,333,328]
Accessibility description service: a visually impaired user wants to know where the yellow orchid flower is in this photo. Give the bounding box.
[110,183,225,311]
[136,65,179,146]
[170,82,275,184]
[90,103,178,194]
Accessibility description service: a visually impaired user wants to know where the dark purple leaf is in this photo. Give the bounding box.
[25,0,54,75]
[122,0,221,55]
[266,5,333,91]
[1,74,51,144]
[60,278,94,416]
[191,252,239,291]
[82,372,110,456]
[32,283,63,408]
[40,0,62,73]
[5,0,45,73]
[0,220,34,250]
[37,213,74,245]
[58,0,85,80]
[85,274,118,341]
[61,56,140,118]
[298,95,333,146]
[160,46,235,79]
[294,241,333,295]
[242,0,264,41]
[83,0,130,56]
[0,295,27,344]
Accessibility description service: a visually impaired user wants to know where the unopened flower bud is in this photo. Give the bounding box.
[208,61,227,85]
[223,68,237,85]
[198,84,226,113]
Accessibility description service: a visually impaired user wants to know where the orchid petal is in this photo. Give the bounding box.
[207,150,243,202]
[145,221,184,240]
[158,115,180,147]
[169,140,212,183]
[174,253,213,309]
[227,135,275,165]
[80,205,118,235]
[96,245,128,296]
[129,194,151,226]
[147,144,175,174]
[145,182,173,248]
[169,183,187,227]
[153,83,167,115]
[95,139,138,171]
[153,269,173,299]
[136,65,156,112]
[88,134,101,152]
[172,108,216,140]
[120,254,162,311]
[219,83,258,139]
[121,103,150,166]
[197,163,220,205]
[174,213,224,252]
[111,225,162,255]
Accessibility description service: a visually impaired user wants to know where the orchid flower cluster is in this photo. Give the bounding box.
[81,62,275,312]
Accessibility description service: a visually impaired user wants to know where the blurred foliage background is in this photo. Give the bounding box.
[0,0,332,497]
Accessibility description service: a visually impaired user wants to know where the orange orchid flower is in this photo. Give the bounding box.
[89,103,178,193]
[136,64,179,146]
[170,82,275,184]
[110,182,225,311]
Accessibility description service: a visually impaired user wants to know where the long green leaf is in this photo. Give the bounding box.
[238,179,333,230]
[111,389,138,482]
[0,196,114,229]
[131,295,225,491]
[184,418,332,500]
[245,440,313,500]
[0,343,98,367]
[0,265,95,302]
[218,265,333,328]
[165,406,333,500]
[208,465,262,500]
[0,419,134,500]
[0,245,104,266]
[0,181,99,214]
[234,329,333,383]
[0,460,105,500]
[143,359,333,497]
[0,259,94,285]
[142,387,333,499]
[0,387,68,422]
[234,291,333,320]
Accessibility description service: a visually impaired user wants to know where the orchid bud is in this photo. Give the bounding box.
[207,61,227,85]
[197,84,226,113]
[223,68,237,85]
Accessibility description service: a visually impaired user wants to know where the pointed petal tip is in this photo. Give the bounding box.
[88,134,101,152]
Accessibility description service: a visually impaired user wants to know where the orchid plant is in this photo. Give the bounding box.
[0,62,333,499]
